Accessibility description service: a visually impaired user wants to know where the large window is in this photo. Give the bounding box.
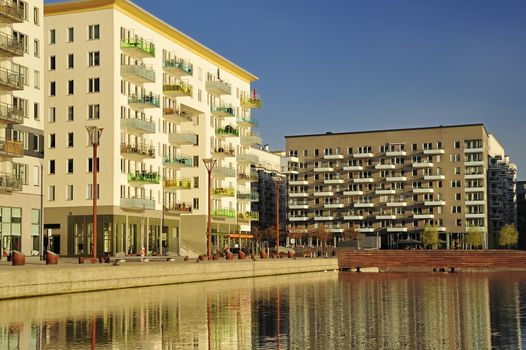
[88,51,100,66]
[88,78,100,93]
[88,24,100,40]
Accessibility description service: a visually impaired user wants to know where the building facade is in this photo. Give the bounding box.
[0,0,44,256]
[518,181,526,249]
[44,0,261,256]
[285,124,516,249]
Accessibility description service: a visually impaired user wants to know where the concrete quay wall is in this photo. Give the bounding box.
[0,258,338,300]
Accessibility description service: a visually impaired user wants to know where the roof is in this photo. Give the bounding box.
[45,0,258,83]
[285,123,488,139]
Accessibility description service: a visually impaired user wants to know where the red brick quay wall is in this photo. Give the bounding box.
[337,249,526,272]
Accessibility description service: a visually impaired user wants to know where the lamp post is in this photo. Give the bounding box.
[86,126,103,261]
[273,176,283,253]
[39,161,44,260]
[203,158,217,257]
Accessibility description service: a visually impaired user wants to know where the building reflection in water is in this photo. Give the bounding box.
[0,272,525,349]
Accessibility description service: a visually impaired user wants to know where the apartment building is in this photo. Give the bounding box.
[0,0,44,256]
[44,0,260,256]
[517,181,526,249]
[285,124,516,249]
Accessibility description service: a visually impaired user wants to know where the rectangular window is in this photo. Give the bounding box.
[66,185,73,200]
[67,53,74,68]
[87,184,100,200]
[48,185,55,201]
[49,159,55,174]
[67,132,74,147]
[88,78,100,93]
[49,29,55,44]
[67,159,74,173]
[49,81,55,96]
[88,24,100,40]
[193,176,199,188]
[33,39,39,57]
[33,7,39,25]
[193,198,199,210]
[67,80,74,94]
[88,104,100,119]
[67,106,74,121]
[87,157,100,173]
[67,27,74,42]
[33,102,39,120]
[34,70,39,89]
[88,51,100,66]
[49,134,55,148]
[49,56,55,70]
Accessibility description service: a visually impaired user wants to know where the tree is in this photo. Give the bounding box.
[464,226,485,249]
[497,224,519,249]
[312,224,332,247]
[421,224,439,249]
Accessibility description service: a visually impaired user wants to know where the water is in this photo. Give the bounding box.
[1,272,525,349]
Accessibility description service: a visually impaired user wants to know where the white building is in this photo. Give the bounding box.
[44,0,260,256]
[0,0,44,256]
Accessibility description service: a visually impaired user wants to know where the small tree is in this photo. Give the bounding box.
[497,224,519,249]
[343,226,363,248]
[421,224,439,249]
[465,226,485,249]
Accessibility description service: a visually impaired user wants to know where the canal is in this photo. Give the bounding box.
[0,271,525,349]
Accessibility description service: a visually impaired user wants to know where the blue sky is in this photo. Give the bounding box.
[48,0,526,179]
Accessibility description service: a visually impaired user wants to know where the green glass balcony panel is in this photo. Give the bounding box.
[238,172,258,182]
[0,102,23,124]
[120,197,156,210]
[238,211,259,221]
[236,115,258,127]
[162,154,193,168]
[120,37,155,58]
[0,0,24,23]
[127,171,160,185]
[0,172,21,191]
[212,166,236,178]
[211,105,235,118]
[0,67,23,90]
[168,133,198,146]
[240,97,262,109]
[163,82,192,97]
[120,142,155,159]
[120,117,156,134]
[205,80,231,95]
[120,64,156,83]
[237,153,259,164]
[212,187,236,197]
[163,178,192,190]
[163,58,193,76]
[128,93,160,108]
[240,133,262,146]
[237,192,259,201]
[212,208,236,218]
[216,126,239,137]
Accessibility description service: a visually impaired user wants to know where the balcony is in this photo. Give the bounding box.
[324,179,344,184]
[0,67,23,90]
[238,172,257,182]
[120,64,155,84]
[206,80,231,95]
[343,165,363,171]
[313,167,334,172]
[0,0,24,23]
[212,187,235,198]
[0,173,21,192]
[386,176,407,182]
[236,115,258,127]
[237,191,259,201]
[238,211,259,221]
[237,153,259,164]
[424,200,446,206]
[465,187,485,193]
[282,166,299,174]
[353,152,374,158]
[314,191,334,196]
[354,203,374,208]
[163,58,193,76]
[289,192,308,198]
[211,105,235,118]
[464,226,486,232]
[353,178,374,183]
[412,188,434,194]
[162,107,193,124]
[465,200,485,205]
[120,142,155,160]
[289,204,308,209]
[289,216,309,222]
[465,160,485,166]
[120,37,155,58]
[163,178,192,191]
[325,203,344,209]
[0,32,23,57]
[162,154,193,168]
[240,96,262,109]
[375,164,395,170]
[386,202,407,207]
[465,173,484,180]
[120,196,155,210]
[423,149,445,155]
[216,126,239,138]
[387,227,408,233]
[168,133,198,146]
[0,139,22,158]
[240,133,262,146]
[413,214,434,219]
[377,215,396,220]
[343,190,363,196]
[164,202,192,214]
[412,162,433,168]
[127,171,160,186]
[344,215,364,220]
[464,147,484,154]
[212,166,235,178]
[385,151,406,157]
[315,216,335,221]
[424,175,445,180]
[120,117,156,134]
[0,103,22,124]
[163,82,192,97]
[324,154,344,160]
[375,189,395,195]
[289,180,308,186]
[357,228,375,233]
[128,93,160,109]
[212,208,236,219]
[466,213,485,219]
[212,147,235,158]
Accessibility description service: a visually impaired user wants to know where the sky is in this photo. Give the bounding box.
[48,0,526,179]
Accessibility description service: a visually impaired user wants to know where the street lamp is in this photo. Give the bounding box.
[86,126,103,262]
[273,176,283,254]
[203,158,217,257]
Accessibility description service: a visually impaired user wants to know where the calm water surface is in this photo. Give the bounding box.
[1,271,525,349]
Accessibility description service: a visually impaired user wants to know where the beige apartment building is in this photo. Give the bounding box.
[285,124,516,249]
[43,0,261,257]
[0,0,44,256]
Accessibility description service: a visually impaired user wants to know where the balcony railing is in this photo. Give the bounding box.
[237,191,259,201]
[163,107,193,123]
[162,154,193,168]
[238,211,259,221]
[206,80,231,95]
[238,172,258,182]
[0,67,23,90]
[0,173,21,192]
[240,132,262,146]
[163,178,192,190]
[0,0,24,23]
[0,102,23,124]
[236,115,258,127]
[120,142,155,159]
[212,208,236,218]
[168,133,198,146]
[212,187,235,197]
[128,93,160,109]
[163,58,193,76]
[120,196,156,210]
[127,171,160,185]
[211,105,235,118]
[212,147,235,158]
[240,96,262,109]
[120,64,156,84]
[237,153,259,164]
[212,166,236,178]
[216,126,239,138]
[0,32,23,56]
[164,201,192,214]
[0,138,23,157]
[120,36,155,58]
[163,82,192,97]
[120,117,156,134]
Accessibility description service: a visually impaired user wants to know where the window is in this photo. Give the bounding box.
[12,31,28,52]
[193,176,199,188]
[88,78,100,93]
[66,185,73,200]
[412,144,417,151]
[34,70,39,89]
[67,132,74,147]
[67,80,74,94]
[49,134,55,148]
[87,184,100,200]
[33,102,39,120]
[67,53,74,68]
[33,7,39,25]
[87,157,99,173]
[48,185,55,201]
[456,219,462,226]
[454,167,461,175]
[67,159,74,173]
[88,51,100,66]
[49,81,56,96]
[49,56,55,70]
[33,39,39,57]
[193,198,199,210]
[455,193,461,201]
[49,29,55,44]
[88,24,100,40]
[49,160,55,174]
[67,106,74,121]
[88,104,99,119]
[454,141,461,149]
[13,163,28,185]
[67,27,74,42]
[193,155,199,167]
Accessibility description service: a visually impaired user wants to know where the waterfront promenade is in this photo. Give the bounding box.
[0,256,338,300]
